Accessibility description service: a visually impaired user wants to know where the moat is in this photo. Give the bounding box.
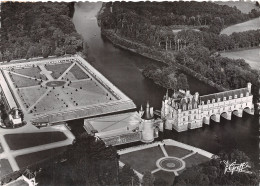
[71,2,258,166]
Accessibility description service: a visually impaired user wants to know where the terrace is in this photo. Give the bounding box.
[0,55,136,125]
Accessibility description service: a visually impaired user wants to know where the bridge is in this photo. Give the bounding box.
[161,83,254,132]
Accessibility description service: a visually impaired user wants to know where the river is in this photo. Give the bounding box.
[71,2,259,167]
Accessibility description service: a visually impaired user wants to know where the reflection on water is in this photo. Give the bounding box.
[71,2,259,166]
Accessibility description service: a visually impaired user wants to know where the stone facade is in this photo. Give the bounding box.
[161,83,254,132]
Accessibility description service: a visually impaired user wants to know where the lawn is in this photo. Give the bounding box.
[63,80,114,106]
[221,48,260,69]
[4,132,67,150]
[33,88,68,113]
[70,64,90,80]
[183,153,210,168]
[13,66,47,80]
[164,145,192,158]
[220,18,260,35]
[15,146,68,169]
[0,159,13,178]
[9,73,41,88]
[17,86,46,109]
[120,146,164,174]
[45,63,73,79]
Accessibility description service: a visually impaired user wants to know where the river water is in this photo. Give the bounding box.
[71,2,259,166]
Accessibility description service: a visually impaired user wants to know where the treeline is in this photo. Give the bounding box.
[0,2,83,62]
[143,64,189,91]
[99,3,260,52]
[176,29,260,52]
[175,44,259,90]
[101,2,258,32]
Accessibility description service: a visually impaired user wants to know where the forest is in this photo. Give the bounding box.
[0,2,83,62]
[99,2,260,92]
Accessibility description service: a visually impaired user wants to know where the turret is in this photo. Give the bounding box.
[194,92,199,102]
[185,90,190,97]
[13,108,20,119]
[141,102,155,143]
[142,102,153,120]
[247,82,252,94]
[165,89,169,100]
[139,105,144,117]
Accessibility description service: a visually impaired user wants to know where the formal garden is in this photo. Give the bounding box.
[119,141,211,185]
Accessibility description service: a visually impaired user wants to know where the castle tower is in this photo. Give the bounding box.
[141,102,155,143]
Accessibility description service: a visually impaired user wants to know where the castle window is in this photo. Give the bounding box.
[183,118,185,121]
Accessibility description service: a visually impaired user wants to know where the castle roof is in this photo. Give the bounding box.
[200,88,249,104]
[141,102,153,120]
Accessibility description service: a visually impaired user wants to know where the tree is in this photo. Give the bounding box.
[142,171,155,186]
[119,164,140,186]
[177,73,189,90]
[54,47,65,56]
[42,46,51,58]
[174,149,259,186]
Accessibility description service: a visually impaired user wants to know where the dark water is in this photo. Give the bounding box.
[71,2,259,166]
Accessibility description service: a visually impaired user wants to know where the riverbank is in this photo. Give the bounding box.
[102,29,226,92]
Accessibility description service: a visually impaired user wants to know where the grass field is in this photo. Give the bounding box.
[164,146,192,158]
[10,73,40,88]
[183,153,210,168]
[45,63,73,79]
[215,1,258,13]
[18,86,46,109]
[120,146,164,173]
[4,132,67,150]
[13,67,47,80]
[0,159,13,178]
[221,17,260,35]
[221,48,260,69]
[15,146,68,169]
[70,64,90,79]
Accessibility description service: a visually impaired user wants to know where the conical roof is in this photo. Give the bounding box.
[141,102,153,120]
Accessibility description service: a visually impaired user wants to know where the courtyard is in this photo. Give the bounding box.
[119,139,213,185]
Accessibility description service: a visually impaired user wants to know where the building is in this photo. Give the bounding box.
[84,103,161,146]
[161,83,254,132]
[8,107,22,126]
[4,169,37,186]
